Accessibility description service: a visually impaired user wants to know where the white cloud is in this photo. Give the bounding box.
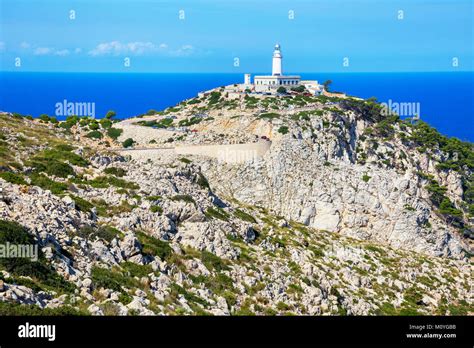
[34,47,53,55]
[89,41,159,56]
[20,41,30,49]
[88,41,196,57]
[55,49,70,56]
[33,46,71,56]
[172,44,194,57]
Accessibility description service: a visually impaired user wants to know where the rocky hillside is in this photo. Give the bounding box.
[0,90,472,316]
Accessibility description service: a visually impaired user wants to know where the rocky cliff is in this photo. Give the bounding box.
[0,91,472,316]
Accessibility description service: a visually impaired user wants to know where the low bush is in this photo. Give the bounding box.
[77,225,123,242]
[234,209,257,223]
[278,126,289,135]
[205,207,229,221]
[91,266,136,292]
[0,220,75,293]
[71,195,94,213]
[0,171,27,185]
[171,194,196,205]
[29,173,68,194]
[0,301,86,316]
[35,160,74,178]
[86,131,103,139]
[135,231,172,261]
[200,250,229,272]
[150,205,163,214]
[104,167,126,177]
[100,118,112,129]
[122,138,135,148]
[107,127,123,140]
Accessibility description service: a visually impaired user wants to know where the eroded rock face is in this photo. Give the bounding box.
[202,110,468,259]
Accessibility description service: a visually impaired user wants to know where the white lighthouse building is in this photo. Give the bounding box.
[272,44,283,76]
[235,43,323,95]
[252,44,301,92]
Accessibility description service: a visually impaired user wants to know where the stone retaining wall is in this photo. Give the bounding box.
[118,141,271,164]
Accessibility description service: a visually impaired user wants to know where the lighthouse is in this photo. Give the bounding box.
[272,44,282,76]
[250,44,322,95]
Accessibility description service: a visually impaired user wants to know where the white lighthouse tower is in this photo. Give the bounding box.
[272,44,282,76]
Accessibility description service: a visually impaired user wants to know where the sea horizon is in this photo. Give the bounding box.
[1,71,473,142]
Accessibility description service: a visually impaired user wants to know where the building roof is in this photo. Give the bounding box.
[254,75,301,79]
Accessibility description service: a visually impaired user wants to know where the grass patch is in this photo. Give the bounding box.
[205,207,229,221]
[171,194,196,205]
[233,209,257,223]
[29,173,68,194]
[135,231,173,261]
[104,167,126,177]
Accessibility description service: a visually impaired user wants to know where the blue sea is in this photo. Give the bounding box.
[0,72,472,142]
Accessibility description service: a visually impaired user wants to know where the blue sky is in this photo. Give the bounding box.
[0,0,472,72]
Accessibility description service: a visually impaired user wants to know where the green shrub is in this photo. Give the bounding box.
[258,112,279,120]
[178,117,202,127]
[0,220,75,293]
[97,226,123,242]
[150,205,163,214]
[29,173,68,194]
[121,261,152,278]
[39,114,51,123]
[170,283,209,307]
[291,85,306,93]
[28,148,79,178]
[122,138,135,148]
[197,173,210,189]
[276,301,290,311]
[135,231,172,261]
[71,195,94,213]
[107,127,123,140]
[105,110,116,119]
[0,301,86,316]
[86,130,103,139]
[439,198,463,218]
[104,167,126,177]
[201,250,229,272]
[205,207,229,221]
[278,126,289,135]
[233,209,257,223]
[0,171,27,185]
[171,194,195,205]
[76,225,122,242]
[86,175,139,190]
[179,157,192,164]
[29,158,74,178]
[88,122,100,131]
[208,91,222,105]
[91,266,136,291]
[362,174,371,182]
[100,118,112,129]
[145,195,162,201]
